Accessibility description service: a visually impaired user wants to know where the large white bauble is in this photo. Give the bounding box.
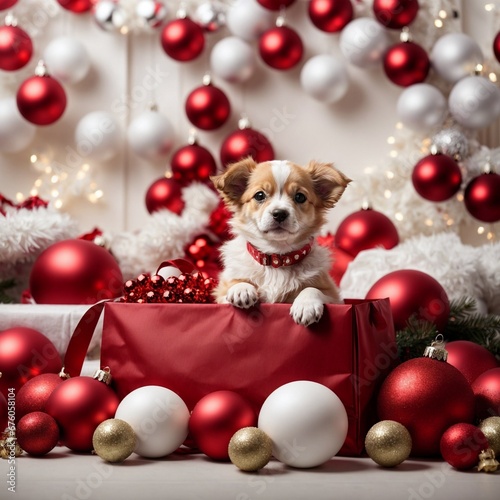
[396,83,447,131]
[210,36,256,83]
[431,33,483,84]
[226,0,274,42]
[74,111,122,162]
[300,55,349,103]
[127,110,175,159]
[43,37,91,85]
[448,76,500,130]
[258,381,348,468]
[339,18,390,69]
[115,386,190,458]
[0,97,36,153]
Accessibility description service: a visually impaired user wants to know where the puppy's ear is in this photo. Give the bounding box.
[211,157,257,205]
[306,160,351,209]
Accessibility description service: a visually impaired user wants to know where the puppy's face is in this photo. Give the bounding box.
[212,158,350,249]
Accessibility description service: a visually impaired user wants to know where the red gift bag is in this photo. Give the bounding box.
[64,299,396,456]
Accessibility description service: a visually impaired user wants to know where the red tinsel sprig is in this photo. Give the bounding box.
[1,194,48,216]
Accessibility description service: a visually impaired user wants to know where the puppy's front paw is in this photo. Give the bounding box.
[226,282,259,309]
[290,296,324,326]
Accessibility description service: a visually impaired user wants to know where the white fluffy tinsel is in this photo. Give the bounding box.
[340,232,500,316]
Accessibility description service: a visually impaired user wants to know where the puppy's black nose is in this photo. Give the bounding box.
[272,209,289,223]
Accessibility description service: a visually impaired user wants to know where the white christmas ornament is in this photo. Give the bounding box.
[339,18,390,69]
[226,0,274,42]
[135,0,168,31]
[94,0,130,32]
[127,109,175,159]
[448,76,500,130]
[430,33,483,84]
[300,55,349,103]
[210,36,256,83]
[43,37,91,85]
[258,381,348,468]
[115,386,190,458]
[74,111,122,162]
[195,1,226,32]
[396,83,447,131]
[0,97,36,153]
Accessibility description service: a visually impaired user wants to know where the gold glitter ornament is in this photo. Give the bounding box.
[365,420,412,467]
[478,416,500,457]
[228,427,273,472]
[92,419,136,463]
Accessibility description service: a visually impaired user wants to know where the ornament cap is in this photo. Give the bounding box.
[276,15,286,27]
[430,144,439,155]
[423,334,448,361]
[477,448,499,472]
[361,199,372,210]
[4,12,17,27]
[93,366,112,385]
[176,3,188,19]
[59,367,71,380]
[202,73,212,86]
[400,27,412,43]
[34,60,49,77]
[148,102,159,112]
[238,114,251,130]
[483,160,492,174]
[188,127,198,145]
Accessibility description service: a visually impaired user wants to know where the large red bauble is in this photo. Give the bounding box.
[0,1,18,11]
[440,423,489,470]
[16,412,60,456]
[373,0,419,29]
[446,341,498,386]
[15,373,64,422]
[463,173,500,223]
[57,0,93,13]
[145,177,185,215]
[366,269,450,332]
[185,84,231,131]
[308,0,354,33]
[0,25,33,71]
[29,239,123,305]
[45,377,119,452]
[378,357,475,456]
[0,392,7,431]
[472,368,500,420]
[0,327,62,397]
[334,208,399,258]
[16,75,67,125]
[383,41,430,87]
[257,0,296,10]
[171,143,217,185]
[220,128,274,167]
[189,390,257,460]
[494,31,500,64]
[412,153,462,202]
[259,26,303,70]
[160,17,205,62]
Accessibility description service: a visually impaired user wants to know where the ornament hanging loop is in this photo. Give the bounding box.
[423,334,448,361]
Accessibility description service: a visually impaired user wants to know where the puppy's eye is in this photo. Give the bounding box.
[253,191,266,202]
[294,192,307,204]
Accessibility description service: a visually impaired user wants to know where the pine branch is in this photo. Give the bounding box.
[0,279,16,304]
[396,316,438,361]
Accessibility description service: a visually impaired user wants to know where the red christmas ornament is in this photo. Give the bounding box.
[257,0,296,10]
[383,41,430,87]
[378,357,475,456]
[160,17,205,62]
[259,25,303,70]
[189,391,257,460]
[334,208,399,258]
[145,176,185,215]
[208,200,232,241]
[463,172,500,223]
[185,83,231,131]
[45,376,119,452]
[184,234,222,278]
[171,142,217,185]
[373,0,419,29]
[0,327,62,397]
[412,153,462,202]
[308,0,354,33]
[0,392,7,431]
[366,269,450,332]
[56,0,93,14]
[0,1,18,11]
[440,423,489,470]
[29,239,123,305]
[0,24,33,71]
[16,412,60,456]
[494,31,500,64]
[220,127,275,167]
[446,341,498,386]
[317,233,354,286]
[15,373,64,422]
[472,368,500,420]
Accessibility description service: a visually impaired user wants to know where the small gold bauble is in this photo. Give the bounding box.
[478,416,500,457]
[228,427,273,472]
[92,419,136,463]
[365,420,412,467]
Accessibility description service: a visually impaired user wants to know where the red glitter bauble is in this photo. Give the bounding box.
[378,357,475,456]
[160,17,205,62]
[145,177,185,215]
[257,0,296,10]
[171,143,217,185]
[373,0,419,29]
[463,172,500,223]
[57,0,93,13]
[383,41,430,87]
[220,128,274,167]
[472,367,500,420]
[334,208,399,257]
[440,423,489,470]
[0,25,32,71]
[16,412,60,456]
[259,26,303,70]
[308,0,353,33]
[185,84,231,131]
[189,391,257,460]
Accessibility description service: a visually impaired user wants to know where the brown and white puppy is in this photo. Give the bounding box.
[211,158,350,326]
